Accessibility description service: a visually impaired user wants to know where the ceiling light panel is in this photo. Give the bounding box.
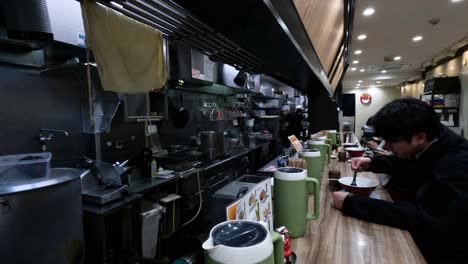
[412,35,423,42]
[363,7,375,16]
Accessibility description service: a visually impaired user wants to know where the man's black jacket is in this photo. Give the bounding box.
[342,125,468,263]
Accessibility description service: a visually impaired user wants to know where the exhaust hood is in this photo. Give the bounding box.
[170,0,335,94]
[84,0,337,94]
[1,0,85,46]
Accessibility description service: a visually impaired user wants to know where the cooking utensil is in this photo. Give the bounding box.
[351,171,357,186]
[200,131,225,160]
[172,92,189,128]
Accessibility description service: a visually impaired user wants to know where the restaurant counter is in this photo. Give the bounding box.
[291,158,426,263]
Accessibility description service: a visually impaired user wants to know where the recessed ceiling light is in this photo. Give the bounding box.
[350,67,357,71]
[353,60,359,64]
[354,50,363,55]
[360,69,366,72]
[451,0,463,3]
[363,7,375,16]
[358,80,363,83]
[376,81,382,84]
[394,56,402,61]
[381,70,387,73]
[357,34,367,40]
[412,35,423,42]
[357,84,361,87]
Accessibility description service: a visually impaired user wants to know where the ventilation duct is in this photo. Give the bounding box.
[1,0,53,41]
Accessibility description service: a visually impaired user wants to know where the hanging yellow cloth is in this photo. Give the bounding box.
[81,0,166,93]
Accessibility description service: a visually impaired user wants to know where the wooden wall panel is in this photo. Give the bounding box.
[293,0,344,75]
[331,56,345,91]
[328,44,344,80]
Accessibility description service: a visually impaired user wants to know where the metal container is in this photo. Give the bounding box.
[0,168,85,264]
[200,131,225,160]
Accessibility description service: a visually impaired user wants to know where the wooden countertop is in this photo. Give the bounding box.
[291,159,426,263]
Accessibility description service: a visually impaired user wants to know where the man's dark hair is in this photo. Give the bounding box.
[372,97,440,142]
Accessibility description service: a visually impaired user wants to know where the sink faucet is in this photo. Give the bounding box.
[39,129,69,152]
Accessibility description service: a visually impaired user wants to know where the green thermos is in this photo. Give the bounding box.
[307,140,331,169]
[326,130,338,148]
[301,148,323,187]
[274,167,319,238]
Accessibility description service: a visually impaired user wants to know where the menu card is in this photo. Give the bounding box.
[226,178,273,231]
[288,135,302,153]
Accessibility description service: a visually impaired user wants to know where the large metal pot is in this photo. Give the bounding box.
[0,168,85,264]
[200,131,225,160]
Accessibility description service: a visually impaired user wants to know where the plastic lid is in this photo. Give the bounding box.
[276,167,303,174]
[212,221,267,247]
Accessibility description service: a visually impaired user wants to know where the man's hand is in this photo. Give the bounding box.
[365,140,379,150]
[332,191,349,210]
[351,157,371,171]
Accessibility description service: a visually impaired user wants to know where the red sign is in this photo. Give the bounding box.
[360,93,372,104]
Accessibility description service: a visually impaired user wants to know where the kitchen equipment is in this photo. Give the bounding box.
[172,92,189,128]
[237,175,269,184]
[209,180,259,227]
[228,138,240,147]
[141,200,164,258]
[308,139,331,169]
[80,159,128,205]
[339,176,379,197]
[0,167,84,263]
[346,147,365,158]
[159,149,201,172]
[202,220,283,264]
[160,194,182,237]
[0,152,51,181]
[274,167,319,238]
[200,131,225,160]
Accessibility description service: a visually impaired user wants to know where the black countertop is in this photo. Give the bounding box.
[127,176,178,194]
[257,154,284,176]
[197,141,269,171]
[124,140,273,194]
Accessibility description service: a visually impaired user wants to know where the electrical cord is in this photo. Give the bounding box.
[181,170,203,227]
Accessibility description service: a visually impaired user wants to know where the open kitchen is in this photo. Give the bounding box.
[1,0,468,263]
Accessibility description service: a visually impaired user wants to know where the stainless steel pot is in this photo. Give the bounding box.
[0,168,85,264]
[200,131,225,160]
